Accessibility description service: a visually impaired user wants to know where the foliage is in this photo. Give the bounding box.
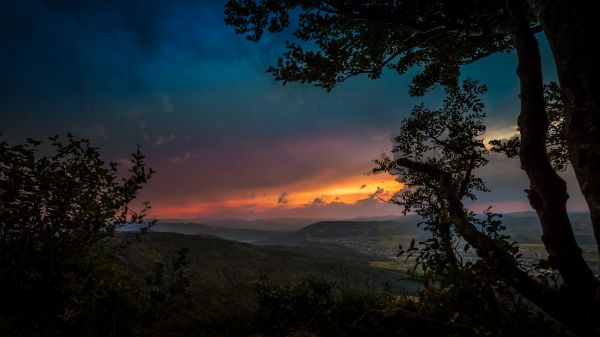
[120,231,409,337]
[0,134,155,336]
[0,135,200,337]
[371,82,569,336]
[489,81,569,171]
[225,0,519,95]
[393,210,565,336]
[375,80,490,279]
[398,264,569,337]
[134,247,196,337]
[376,79,489,208]
[254,272,567,337]
[254,275,394,337]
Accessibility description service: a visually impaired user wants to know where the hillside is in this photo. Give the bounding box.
[112,232,416,337]
[158,218,319,231]
[256,217,426,258]
[120,232,416,290]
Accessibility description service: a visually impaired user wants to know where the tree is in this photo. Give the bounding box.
[225,0,600,334]
[377,80,491,280]
[526,1,600,258]
[375,80,570,336]
[0,134,154,336]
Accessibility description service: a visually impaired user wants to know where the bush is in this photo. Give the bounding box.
[0,135,155,336]
[253,275,394,337]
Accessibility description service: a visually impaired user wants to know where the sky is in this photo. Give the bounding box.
[0,0,588,220]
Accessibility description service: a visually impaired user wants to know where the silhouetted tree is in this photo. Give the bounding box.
[376,80,565,336]
[0,134,154,336]
[225,1,600,334]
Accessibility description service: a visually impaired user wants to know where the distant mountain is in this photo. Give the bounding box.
[120,222,286,243]
[253,213,597,266]
[500,212,594,245]
[256,217,427,258]
[159,218,320,231]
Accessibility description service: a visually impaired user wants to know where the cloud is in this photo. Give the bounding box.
[204,194,405,220]
[168,150,196,164]
[155,133,175,145]
[305,196,326,206]
[277,192,289,205]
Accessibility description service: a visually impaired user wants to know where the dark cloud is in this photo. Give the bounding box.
[305,196,325,206]
[209,196,404,220]
[277,192,289,205]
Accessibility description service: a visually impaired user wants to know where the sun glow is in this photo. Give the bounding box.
[151,173,404,218]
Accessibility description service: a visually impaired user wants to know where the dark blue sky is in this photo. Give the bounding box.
[0,0,584,219]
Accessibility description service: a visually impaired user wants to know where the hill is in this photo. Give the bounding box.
[120,232,416,291]
[114,232,416,337]
[256,217,426,258]
[120,221,287,243]
[158,218,319,231]
[112,232,419,336]
[254,212,598,269]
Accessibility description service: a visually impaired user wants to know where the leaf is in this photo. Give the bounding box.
[408,238,416,251]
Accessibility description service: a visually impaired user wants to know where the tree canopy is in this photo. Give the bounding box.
[226,0,521,95]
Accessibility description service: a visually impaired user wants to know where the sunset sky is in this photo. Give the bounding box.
[0,0,588,220]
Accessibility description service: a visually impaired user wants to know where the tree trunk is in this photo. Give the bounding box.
[527,0,600,270]
[506,0,599,331]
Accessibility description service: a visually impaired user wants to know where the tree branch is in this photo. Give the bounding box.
[395,157,562,321]
[334,25,448,87]
[458,155,477,199]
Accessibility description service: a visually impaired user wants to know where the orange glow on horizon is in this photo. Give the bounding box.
[150,173,404,218]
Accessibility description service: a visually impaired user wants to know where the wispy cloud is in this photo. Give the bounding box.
[168,150,196,164]
[155,134,175,145]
